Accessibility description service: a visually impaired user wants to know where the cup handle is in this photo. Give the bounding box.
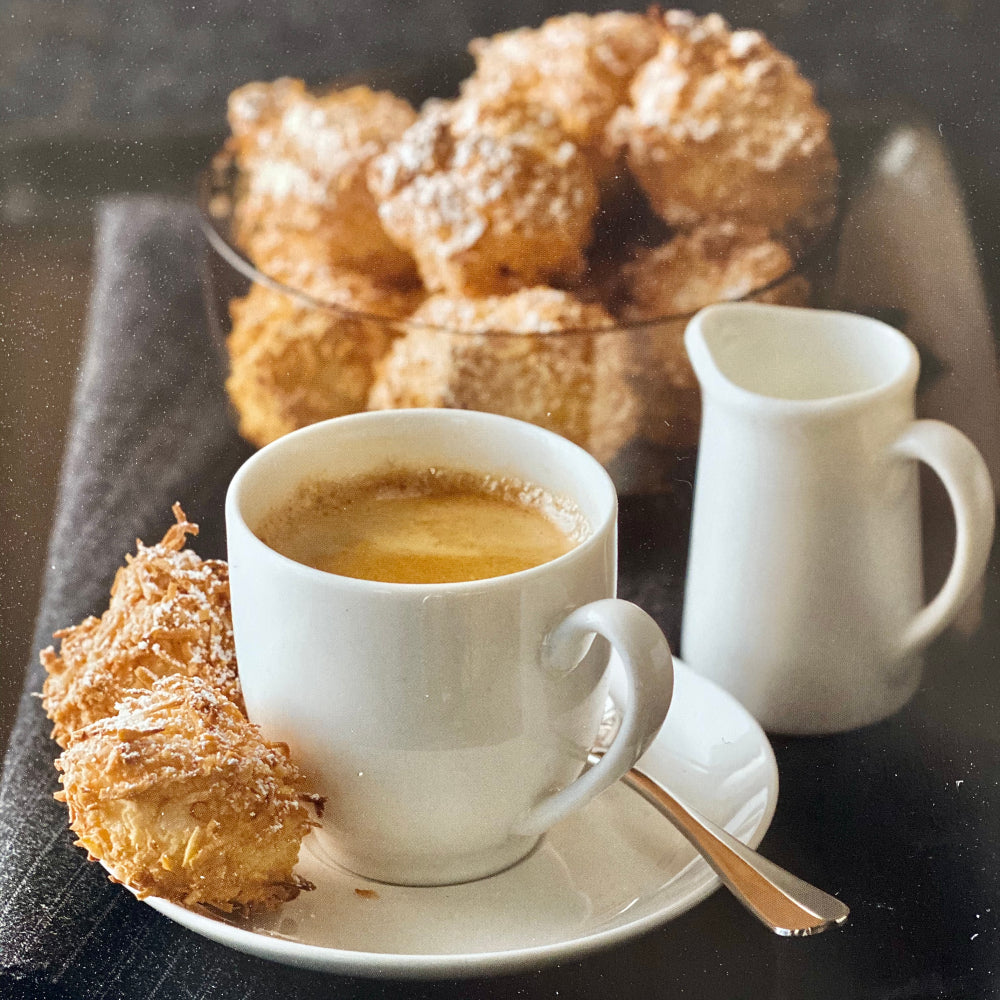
[892,419,995,658]
[512,599,673,839]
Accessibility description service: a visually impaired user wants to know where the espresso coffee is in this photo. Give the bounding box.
[256,467,589,584]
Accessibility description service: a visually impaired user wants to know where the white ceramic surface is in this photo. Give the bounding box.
[226,410,673,885]
[143,658,778,979]
[682,303,995,734]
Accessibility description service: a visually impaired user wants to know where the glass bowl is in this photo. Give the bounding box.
[198,118,836,496]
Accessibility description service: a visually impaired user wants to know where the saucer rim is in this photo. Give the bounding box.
[144,659,779,979]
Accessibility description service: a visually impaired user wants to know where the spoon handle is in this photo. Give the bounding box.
[589,753,849,936]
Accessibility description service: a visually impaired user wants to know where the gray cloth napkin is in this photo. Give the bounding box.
[0,195,689,998]
[0,196,324,998]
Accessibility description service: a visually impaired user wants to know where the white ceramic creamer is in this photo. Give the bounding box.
[682,303,994,734]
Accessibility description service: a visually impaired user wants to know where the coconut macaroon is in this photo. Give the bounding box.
[607,11,838,239]
[617,221,810,328]
[461,10,663,183]
[368,99,599,296]
[41,506,243,749]
[55,674,320,913]
[228,78,418,281]
[226,268,424,448]
[367,286,638,463]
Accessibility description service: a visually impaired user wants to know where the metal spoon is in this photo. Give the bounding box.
[592,702,849,936]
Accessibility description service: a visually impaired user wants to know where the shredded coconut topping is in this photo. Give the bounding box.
[56,674,320,912]
[607,9,837,234]
[368,100,598,294]
[368,286,637,463]
[227,79,418,278]
[462,10,663,179]
[41,504,243,747]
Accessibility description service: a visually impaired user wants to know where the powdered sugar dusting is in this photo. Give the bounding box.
[369,100,598,294]
[41,505,243,747]
[56,674,320,912]
[611,9,837,234]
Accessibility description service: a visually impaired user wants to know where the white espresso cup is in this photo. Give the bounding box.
[226,409,673,885]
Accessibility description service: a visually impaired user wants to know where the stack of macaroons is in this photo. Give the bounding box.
[221,9,836,458]
[42,506,321,913]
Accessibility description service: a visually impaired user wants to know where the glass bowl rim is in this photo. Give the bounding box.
[197,153,834,339]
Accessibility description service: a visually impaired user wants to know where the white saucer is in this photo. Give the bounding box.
[145,658,778,979]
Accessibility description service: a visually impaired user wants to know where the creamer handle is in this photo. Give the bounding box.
[892,420,995,657]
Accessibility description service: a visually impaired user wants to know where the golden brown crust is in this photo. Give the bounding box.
[229,79,418,281]
[368,99,599,296]
[617,221,803,324]
[607,11,838,238]
[218,21,836,464]
[56,674,319,913]
[407,284,615,335]
[41,506,243,748]
[462,11,663,182]
[367,287,638,462]
[226,270,424,447]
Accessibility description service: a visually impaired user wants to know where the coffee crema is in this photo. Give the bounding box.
[256,467,590,584]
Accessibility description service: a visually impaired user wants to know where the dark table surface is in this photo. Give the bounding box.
[3,3,1000,997]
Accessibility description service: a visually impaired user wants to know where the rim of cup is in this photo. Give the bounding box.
[225,409,619,592]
